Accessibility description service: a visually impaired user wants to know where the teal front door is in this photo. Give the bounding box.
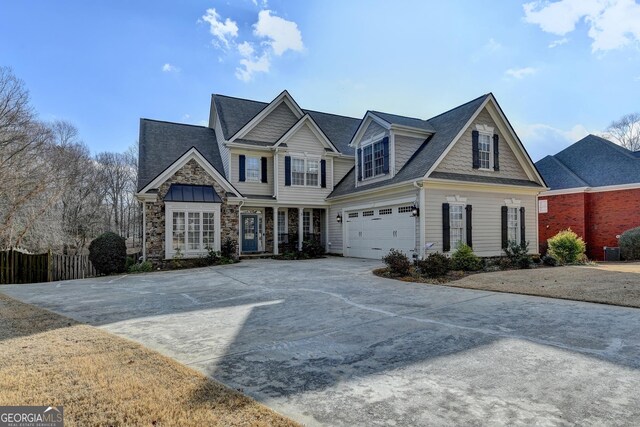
[242,214,259,252]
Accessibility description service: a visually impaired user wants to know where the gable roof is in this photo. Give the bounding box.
[137,119,226,192]
[329,94,494,198]
[535,134,640,190]
[369,110,436,133]
[212,94,360,155]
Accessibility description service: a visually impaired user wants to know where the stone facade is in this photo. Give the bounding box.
[144,159,239,266]
[265,207,274,253]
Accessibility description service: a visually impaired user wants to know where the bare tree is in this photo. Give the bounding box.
[605,113,640,152]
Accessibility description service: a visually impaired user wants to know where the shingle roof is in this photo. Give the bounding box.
[329,94,490,198]
[369,110,436,133]
[535,134,640,190]
[212,94,360,155]
[137,119,226,192]
[164,184,222,203]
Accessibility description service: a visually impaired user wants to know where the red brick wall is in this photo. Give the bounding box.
[538,188,640,260]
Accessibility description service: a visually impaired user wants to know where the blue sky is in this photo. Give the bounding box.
[2,0,640,160]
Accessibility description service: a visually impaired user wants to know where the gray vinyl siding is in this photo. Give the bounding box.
[394,134,424,172]
[277,124,332,204]
[231,152,274,196]
[434,107,530,180]
[214,115,231,178]
[362,120,387,141]
[424,187,537,257]
[327,187,419,254]
[244,102,299,142]
[333,157,354,186]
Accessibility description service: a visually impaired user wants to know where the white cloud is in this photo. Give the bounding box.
[485,38,502,52]
[524,0,640,52]
[253,10,304,56]
[235,53,271,82]
[505,67,538,79]
[516,122,591,160]
[162,63,180,73]
[548,37,569,48]
[237,41,255,58]
[201,8,238,48]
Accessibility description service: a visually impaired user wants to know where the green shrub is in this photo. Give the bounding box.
[531,253,542,264]
[497,257,513,270]
[128,261,153,273]
[451,244,482,271]
[302,239,325,258]
[382,249,411,276]
[415,252,450,278]
[504,240,531,269]
[619,226,640,260]
[547,229,586,264]
[221,238,237,260]
[542,254,558,266]
[89,232,127,275]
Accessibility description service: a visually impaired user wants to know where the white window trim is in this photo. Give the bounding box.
[290,155,321,188]
[504,198,522,244]
[449,202,466,250]
[360,138,387,180]
[165,202,221,259]
[476,124,495,171]
[245,156,261,183]
[278,209,288,243]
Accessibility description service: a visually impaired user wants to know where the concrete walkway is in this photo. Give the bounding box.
[2,257,640,426]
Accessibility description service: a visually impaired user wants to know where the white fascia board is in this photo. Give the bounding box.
[541,182,640,196]
[348,113,391,148]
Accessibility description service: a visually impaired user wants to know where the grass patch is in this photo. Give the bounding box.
[0,293,299,427]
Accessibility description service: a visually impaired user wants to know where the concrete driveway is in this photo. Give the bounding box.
[2,257,640,426]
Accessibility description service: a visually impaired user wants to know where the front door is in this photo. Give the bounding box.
[242,214,259,252]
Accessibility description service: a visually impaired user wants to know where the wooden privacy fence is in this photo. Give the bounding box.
[0,249,97,285]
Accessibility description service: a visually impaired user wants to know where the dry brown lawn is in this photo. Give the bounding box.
[0,293,299,427]
[446,262,640,308]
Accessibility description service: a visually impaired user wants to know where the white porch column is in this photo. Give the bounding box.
[419,186,426,259]
[298,207,304,251]
[273,207,279,255]
[324,208,330,253]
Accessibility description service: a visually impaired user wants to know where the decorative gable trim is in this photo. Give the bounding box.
[137,147,243,197]
[424,94,546,187]
[228,90,304,143]
[273,114,339,152]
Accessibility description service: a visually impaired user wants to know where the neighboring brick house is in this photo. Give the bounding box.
[136,90,547,265]
[536,135,640,260]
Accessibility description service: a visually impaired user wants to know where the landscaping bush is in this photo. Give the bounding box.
[221,238,237,260]
[415,252,450,278]
[542,254,558,267]
[531,253,542,264]
[496,257,513,270]
[382,249,411,276]
[547,229,586,264]
[450,244,482,271]
[89,232,127,275]
[620,226,640,260]
[128,261,153,273]
[504,240,531,269]
[302,239,325,258]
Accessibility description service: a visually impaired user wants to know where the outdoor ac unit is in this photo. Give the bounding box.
[603,246,620,262]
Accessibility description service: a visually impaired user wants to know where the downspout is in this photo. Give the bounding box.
[237,200,245,258]
[413,180,426,259]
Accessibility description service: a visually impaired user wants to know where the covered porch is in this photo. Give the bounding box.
[238,204,329,256]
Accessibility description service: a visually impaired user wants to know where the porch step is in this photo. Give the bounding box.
[240,253,275,260]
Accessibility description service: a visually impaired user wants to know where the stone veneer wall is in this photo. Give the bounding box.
[144,159,239,266]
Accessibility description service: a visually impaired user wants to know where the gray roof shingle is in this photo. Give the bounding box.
[329,94,490,198]
[535,134,640,190]
[369,110,436,133]
[137,119,226,191]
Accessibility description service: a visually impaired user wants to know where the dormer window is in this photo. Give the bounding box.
[359,137,389,180]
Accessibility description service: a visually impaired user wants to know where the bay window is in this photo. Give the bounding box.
[165,202,220,258]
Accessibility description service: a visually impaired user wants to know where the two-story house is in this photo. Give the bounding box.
[136,90,546,264]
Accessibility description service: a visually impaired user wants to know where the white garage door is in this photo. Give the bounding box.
[345,204,416,259]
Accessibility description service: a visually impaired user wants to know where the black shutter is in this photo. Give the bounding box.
[493,134,500,171]
[465,205,473,248]
[472,130,480,169]
[501,206,508,249]
[261,157,268,183]
[357,148,362,181]
[320,159,327,188]
[382,137,390,174]
[442,203,450,252]
[239,155,246,182]
[284,156,291,186]
[520,206,526,246]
